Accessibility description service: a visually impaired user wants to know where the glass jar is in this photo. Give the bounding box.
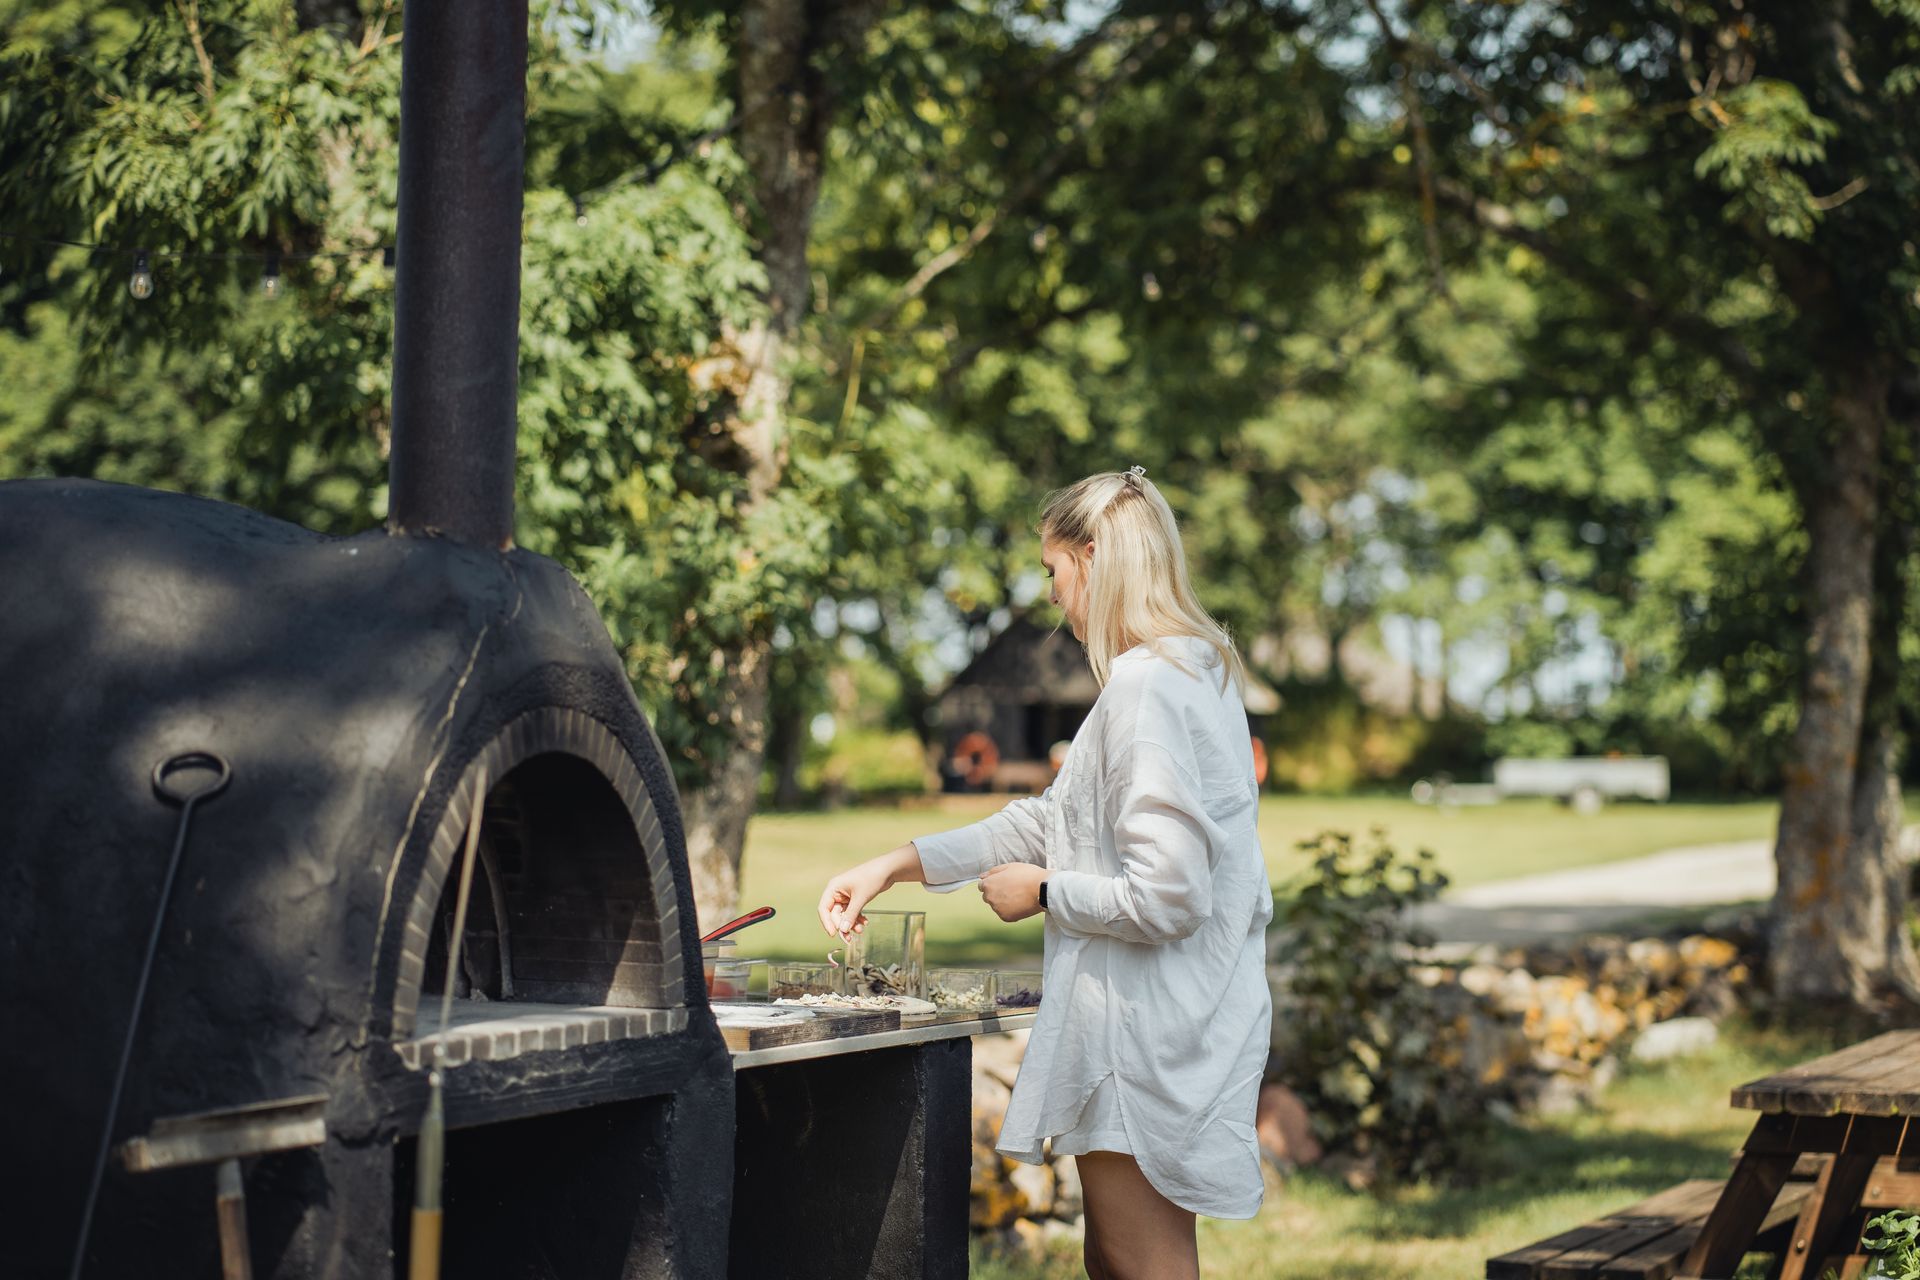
[709,957,766,1001]
[701,938,737,996]
[842,909,926,998]
[927,967,997,1013]
[769,961,840,1000]
[996,968,1043,1008]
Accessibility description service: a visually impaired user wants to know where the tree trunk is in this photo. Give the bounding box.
[768,652,810,811]
[1769,377,1908,1005]
[1854,457,1920,1004]
[870,603,939,747]
[681,0,880,930]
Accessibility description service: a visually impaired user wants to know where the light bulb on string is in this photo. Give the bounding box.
[129,251,154,301]
[261,254,282,300]
[1140,271,1162,302]
[574,197,588,227]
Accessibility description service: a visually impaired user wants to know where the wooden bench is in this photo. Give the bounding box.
[1486,1177,1812,1280]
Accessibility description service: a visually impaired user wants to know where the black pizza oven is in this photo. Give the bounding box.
[0,4,732,1278]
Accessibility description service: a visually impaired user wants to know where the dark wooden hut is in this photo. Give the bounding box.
[932,614,1280,792]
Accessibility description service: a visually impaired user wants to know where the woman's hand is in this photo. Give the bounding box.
[979,863,1051,922]
[817,843,923,941]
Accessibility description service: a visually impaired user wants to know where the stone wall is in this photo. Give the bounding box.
[970,1027,1088,1256]
[967,922,1762,1236]
[1382,926,1759,1117]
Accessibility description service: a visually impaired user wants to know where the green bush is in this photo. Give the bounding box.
[1265,680,1445,793]
[1852,1209,1920,1279]
[1271,829,1492,1183]
[813,728,929,795]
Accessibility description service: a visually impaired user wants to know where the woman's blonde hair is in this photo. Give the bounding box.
[1039,467,1248,693]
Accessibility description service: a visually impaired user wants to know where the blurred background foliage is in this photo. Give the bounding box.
[3,0,1916,805]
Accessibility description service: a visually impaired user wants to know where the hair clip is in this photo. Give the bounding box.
[1128,465,1146,476]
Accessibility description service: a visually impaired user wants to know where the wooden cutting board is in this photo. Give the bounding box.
[717,1005,900,1051]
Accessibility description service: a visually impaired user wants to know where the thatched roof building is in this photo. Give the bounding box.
[932,614,1279,792]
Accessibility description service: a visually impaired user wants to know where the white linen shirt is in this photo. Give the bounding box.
[913,635,1274,1219]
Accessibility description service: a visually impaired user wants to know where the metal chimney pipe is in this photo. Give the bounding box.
[386,0,529,548]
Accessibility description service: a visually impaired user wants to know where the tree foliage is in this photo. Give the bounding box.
[8,1,1920,989]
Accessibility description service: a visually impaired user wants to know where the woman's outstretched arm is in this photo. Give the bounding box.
[817,785,1057,939]
[816,841,926,940]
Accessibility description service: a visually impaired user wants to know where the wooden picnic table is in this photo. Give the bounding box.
[1681,1028,1920,1280]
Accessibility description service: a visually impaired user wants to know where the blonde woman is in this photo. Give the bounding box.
[817,467,1273,1280]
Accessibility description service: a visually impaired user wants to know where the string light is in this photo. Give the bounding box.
[1140,271,1162,302]
[573,197,588,227]
[260,253,282,300]
[129,252,154,300]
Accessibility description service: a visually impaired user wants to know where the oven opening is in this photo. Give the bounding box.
[391,1096,673,1279]
[399,750,681,1069]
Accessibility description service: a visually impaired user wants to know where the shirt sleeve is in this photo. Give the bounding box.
[911,787,1053,888]
[1045,734,1214,945]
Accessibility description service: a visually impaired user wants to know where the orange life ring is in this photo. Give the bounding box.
[951,731,1001,788]
[1250,736,1269,787]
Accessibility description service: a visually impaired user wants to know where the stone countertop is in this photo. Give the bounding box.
[728,1008,1038,1070]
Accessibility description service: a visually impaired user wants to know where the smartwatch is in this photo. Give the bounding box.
[1038,879,1050,911]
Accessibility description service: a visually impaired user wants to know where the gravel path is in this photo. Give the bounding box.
[1408,838,1774,946]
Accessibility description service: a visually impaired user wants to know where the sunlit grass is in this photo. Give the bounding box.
[969,1017,1849,1279]
[735,795,1783,963]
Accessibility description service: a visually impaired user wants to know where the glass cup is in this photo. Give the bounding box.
[927,967,997,1013]
[701,939,738,996]
[997,968,1043,1009]
[842,909,926,999]
[769,961,840,1000]
[709,957,765,1001]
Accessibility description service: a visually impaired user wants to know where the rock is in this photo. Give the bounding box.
[1630,1016,1719,1063]
[1899,824,1920,861]
[973,1071,1011,1145]
[1009,1160,1056,1218]
[974,1029,1030,1090]
[1008,1217,1046,1260]
[1684,973,1740,1021]
[970,1150,1029,1229]
[1458,963,1506,997]
[1040,1216,1085,1247]
[1493,969,1538,1015]
[1052,1152,1084,1220]
[1255,1082,1323,1169]
[1677,935,1740,971]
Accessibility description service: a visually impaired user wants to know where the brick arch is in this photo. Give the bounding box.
[389,708,684,1039]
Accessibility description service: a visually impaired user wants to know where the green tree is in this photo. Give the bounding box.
[1348,0,1920,1004]
[0,2,806,932]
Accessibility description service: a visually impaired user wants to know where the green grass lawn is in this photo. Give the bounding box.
[968,1017,1851,1280]
[735,795,1783,964]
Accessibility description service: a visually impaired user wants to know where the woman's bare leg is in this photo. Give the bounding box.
[1076,1151,1198,1280]
[1082,1213,1109,1280]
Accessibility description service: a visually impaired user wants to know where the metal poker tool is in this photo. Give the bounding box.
[410,764,489,1280]
[69,752,232,1280]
